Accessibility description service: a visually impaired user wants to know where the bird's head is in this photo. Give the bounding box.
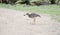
[24,13,30,16]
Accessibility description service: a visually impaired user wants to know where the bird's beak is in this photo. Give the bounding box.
[24,14,26,16]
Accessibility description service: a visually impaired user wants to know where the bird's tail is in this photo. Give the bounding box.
[38,15,41,18]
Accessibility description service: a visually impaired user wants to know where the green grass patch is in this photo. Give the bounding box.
[0,4,60,15]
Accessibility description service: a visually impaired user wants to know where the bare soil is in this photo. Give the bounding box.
[0,8,60,35]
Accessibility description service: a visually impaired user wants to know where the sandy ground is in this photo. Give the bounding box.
[0,8,60,35]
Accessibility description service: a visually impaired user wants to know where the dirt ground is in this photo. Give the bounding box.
[0,8,60,35]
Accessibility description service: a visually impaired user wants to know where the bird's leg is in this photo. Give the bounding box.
[33,18,36,24]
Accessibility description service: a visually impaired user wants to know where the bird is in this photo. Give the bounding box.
[24,13,41,24]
